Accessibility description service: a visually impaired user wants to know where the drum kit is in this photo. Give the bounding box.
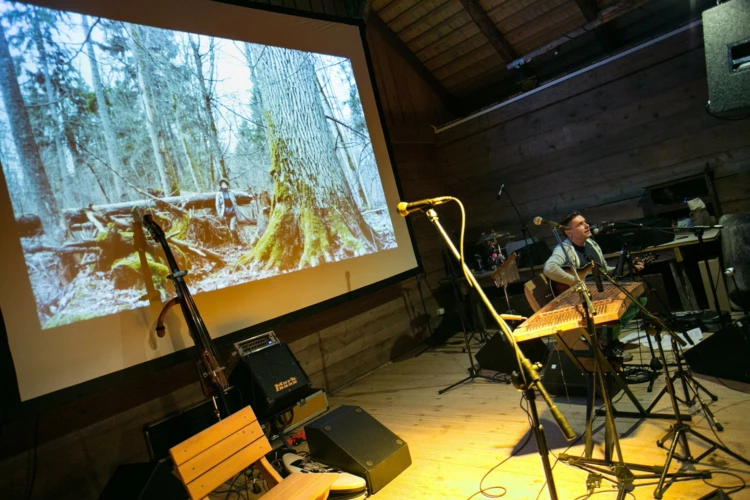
[475,230,515,271]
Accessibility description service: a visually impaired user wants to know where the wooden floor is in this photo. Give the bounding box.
[326,335,750,500]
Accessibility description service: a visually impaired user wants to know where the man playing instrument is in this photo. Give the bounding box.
[544,211,644,286]
[543,211,644,359]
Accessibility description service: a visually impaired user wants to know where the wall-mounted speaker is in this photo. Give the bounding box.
[306,405,411,494]
[702,0,750,118]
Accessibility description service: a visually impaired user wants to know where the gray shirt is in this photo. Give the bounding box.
[543,238,614,286]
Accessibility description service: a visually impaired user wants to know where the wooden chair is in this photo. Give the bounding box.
[524,273,554,312]
[170,405,337,500]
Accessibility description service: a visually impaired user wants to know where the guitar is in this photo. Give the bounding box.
[142,214,232,416]
[550,254,656,297]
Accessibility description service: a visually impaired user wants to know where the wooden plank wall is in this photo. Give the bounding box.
[0,21,451,500]
[418,24,750,286]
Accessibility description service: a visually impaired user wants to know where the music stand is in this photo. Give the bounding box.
[492,252,520,314]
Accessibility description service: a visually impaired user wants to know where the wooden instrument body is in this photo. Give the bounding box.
[514,281,645,342]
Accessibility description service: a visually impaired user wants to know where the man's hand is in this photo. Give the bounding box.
[633,258,645,273]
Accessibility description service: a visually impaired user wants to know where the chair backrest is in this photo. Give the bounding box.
[170,405,281,500]
[524,274,554,312]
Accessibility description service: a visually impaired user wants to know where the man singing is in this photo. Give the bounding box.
[543,211,644,359]
[544,211,644,286]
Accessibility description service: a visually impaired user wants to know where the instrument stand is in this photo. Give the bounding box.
[650,329,750,498]
[438,251,496,395]
[645,334,719,420]
[424,206,576,500]
[593,271,747,498]
[546,233,703,498]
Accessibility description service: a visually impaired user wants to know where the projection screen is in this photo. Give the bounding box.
[0,0,418,400]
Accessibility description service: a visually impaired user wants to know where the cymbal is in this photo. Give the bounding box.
[477,231,514,243]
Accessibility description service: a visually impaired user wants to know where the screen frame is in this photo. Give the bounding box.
[0,0,423,410]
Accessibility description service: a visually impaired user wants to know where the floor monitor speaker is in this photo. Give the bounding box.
[683,320,750,383]
[306,405,411,494]
[475,333,547,374]
[702,0,750,118]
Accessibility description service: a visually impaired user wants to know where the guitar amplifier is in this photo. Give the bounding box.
[228,332,312,420]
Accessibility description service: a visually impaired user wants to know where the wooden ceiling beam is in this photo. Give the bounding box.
[458,0,518,62]
[507,0,651,69]
[366,13,459,113]
[573,0,615,51]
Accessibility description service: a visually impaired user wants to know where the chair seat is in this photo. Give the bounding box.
[261,473,339,500]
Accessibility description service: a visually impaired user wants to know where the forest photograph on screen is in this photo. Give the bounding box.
[0,1,395,329]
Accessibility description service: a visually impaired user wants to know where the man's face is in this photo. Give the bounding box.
[220,182,229,191]
[565,215,591,244]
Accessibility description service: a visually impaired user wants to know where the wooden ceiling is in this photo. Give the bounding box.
[233,0,717,115]
[367,0,717,113]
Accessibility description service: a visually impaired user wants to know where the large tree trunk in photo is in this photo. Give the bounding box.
[240,47,375,272]
[0,24,65,245]
[83,16,123,199]
[129,24,171,197]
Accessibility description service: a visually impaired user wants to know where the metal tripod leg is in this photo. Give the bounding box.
[652,332,750,498]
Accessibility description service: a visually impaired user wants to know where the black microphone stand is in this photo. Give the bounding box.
[421,205,575,500]
[594,268,748,499]
[547,231,700,499]
[612,223,722,404]
[499,186,536,275]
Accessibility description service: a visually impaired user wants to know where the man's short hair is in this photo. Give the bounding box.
[559,211,581,229]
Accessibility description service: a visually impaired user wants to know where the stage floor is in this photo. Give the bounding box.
[326,334,750,500]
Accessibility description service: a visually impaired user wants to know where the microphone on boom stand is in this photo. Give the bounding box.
[396,197,452,217]
[533,216,563,229]
[591,221,616,235]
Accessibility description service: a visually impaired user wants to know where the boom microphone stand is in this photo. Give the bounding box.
[399,198,575,500]
[498,184,536,275]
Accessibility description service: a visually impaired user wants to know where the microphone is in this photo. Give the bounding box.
[591,222,615,235]
[496,184,505,200]
[396,196,452,216]
[533,216,562,229]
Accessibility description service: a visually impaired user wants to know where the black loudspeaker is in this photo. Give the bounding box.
[683,321,750,383]
[306,405,411,494]
[702,0,750,118]
[475,333,547,373]
[229,343,312,420]
[542,350,621,398]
